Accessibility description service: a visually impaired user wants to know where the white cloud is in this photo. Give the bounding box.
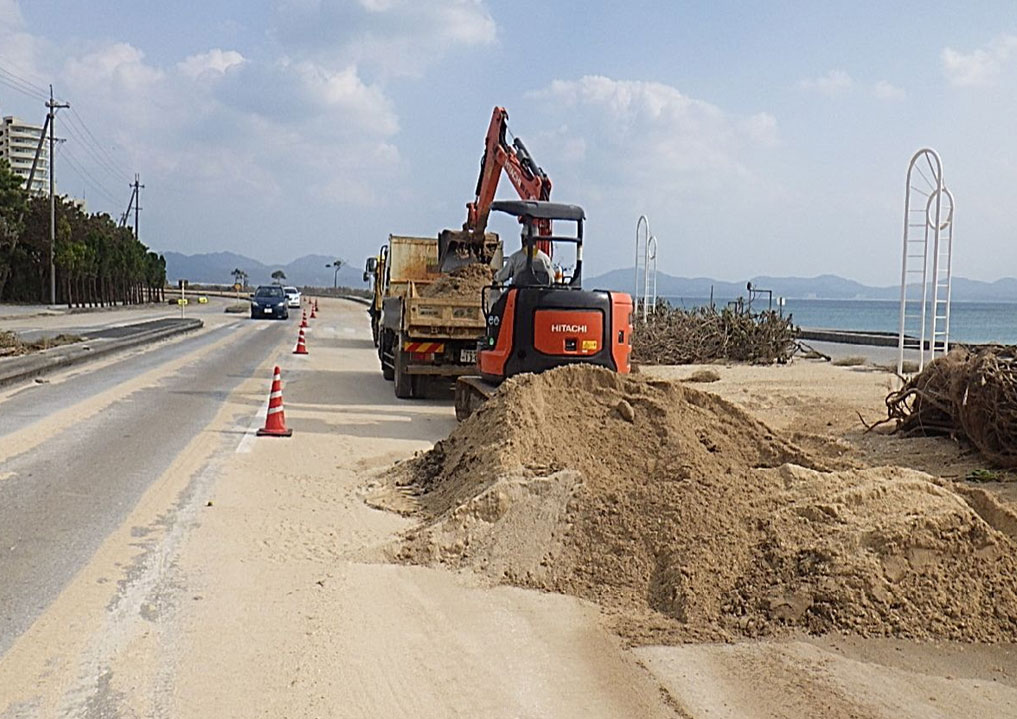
[177,49,246,80]
[0,0,47,90]
[873,80,905,100]
[522,75,792,281]
[942,35,1017,86]
[0,0,22,25]
[799,70,854,96]
[529,75,780,203]
[64,43,164,94]
[271,0,496,78]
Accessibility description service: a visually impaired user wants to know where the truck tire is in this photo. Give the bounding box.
[381,330,395,381]
[393,343,415,399]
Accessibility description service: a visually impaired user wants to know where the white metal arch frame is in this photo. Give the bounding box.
[634,214,658,320]
[897,148,955,374]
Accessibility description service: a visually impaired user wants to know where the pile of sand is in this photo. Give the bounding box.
[394,365,1017,643]
[419,263,492,300]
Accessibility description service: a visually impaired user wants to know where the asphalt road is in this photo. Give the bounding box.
[0,312,293,656]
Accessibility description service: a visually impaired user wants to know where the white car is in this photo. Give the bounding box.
[283,286,301,308]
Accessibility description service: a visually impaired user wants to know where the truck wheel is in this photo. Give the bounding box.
[381,331,395,381]
[393,344,415,399]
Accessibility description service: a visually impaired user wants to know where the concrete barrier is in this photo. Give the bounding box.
[0,318,203,387]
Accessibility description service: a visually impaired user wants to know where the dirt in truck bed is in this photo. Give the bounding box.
[389,365,1017,645]
[418,263,493,301]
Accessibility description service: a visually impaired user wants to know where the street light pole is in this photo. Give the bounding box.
[326,260,344,289]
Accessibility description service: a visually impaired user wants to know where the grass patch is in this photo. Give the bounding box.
[967,468,1003,483]
[686,369,721,383]
[832,355,867,367]
[224,303,249,313]
[873,360,920,375]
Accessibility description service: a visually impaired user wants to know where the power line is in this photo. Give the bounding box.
[0,70,48,102]
[0,61,49,101]
[0,59,48,94]
[67,108,132,183]
[58,144,122,208]
[61,113,131,185]
[0,61,131,186]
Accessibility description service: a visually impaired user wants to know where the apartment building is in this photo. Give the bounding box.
[0,115,47,194]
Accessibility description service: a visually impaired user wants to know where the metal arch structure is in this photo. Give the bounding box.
[634,215,658,320]
[897,148,955,375]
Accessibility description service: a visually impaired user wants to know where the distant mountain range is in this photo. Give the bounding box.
[161,251,1017,302]
[585,269,1017,303]
[161,251,367,288]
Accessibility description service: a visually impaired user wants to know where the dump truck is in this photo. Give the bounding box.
[377,234,501,399]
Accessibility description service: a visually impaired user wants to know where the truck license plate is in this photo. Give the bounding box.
[460,349,477,364]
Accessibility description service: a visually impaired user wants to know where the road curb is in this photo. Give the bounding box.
[0,318,203,388]
[340,295,371,306]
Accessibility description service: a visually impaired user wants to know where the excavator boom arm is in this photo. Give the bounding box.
[439,107,552,272]
[466,107,552,236]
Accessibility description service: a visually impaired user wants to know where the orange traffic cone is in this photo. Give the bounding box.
[293,327,308,355]
[314,299,319,312]
[300,310,308,328]
[257,366,293,437]
[310,306,317,319]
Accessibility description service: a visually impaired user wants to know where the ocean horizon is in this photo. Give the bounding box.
[658,296,1017,345]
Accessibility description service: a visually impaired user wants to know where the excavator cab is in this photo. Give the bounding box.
[454,200,633,420]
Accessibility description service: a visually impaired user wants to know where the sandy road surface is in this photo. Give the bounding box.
[4,297,1016,718]
[0,297,670,718]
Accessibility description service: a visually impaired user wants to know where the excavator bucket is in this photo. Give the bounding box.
[438,229,502,273]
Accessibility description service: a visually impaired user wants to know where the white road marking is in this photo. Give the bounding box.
[235,409,266,454]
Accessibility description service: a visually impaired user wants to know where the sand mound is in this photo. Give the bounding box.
[419,263,492,300]
[395,365,1017,643]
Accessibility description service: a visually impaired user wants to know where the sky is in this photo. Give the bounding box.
[0,0,1015,285]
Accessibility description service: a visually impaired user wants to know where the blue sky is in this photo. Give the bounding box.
[1,0,1016,285]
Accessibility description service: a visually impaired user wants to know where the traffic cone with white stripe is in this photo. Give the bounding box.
[310,305,317,319]
[257,365,293,437]
[293,327,308,355]
[314,298,319,312]
[300,310,308,328]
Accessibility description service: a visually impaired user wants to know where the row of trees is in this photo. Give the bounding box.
[0,159,166,307]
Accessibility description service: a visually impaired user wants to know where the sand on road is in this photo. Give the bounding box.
[0,298,670,718]
[3,299,1017,718]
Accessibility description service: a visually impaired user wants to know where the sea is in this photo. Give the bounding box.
[658,297,1017,346]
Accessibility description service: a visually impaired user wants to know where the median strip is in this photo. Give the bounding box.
[0,318,203,387]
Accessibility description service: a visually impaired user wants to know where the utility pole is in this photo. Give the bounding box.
[132,174,144,239]
[47,85,69,305]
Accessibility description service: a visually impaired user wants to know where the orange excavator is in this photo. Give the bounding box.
[438,106,553,272]
[453,198,633,420]
[430,106,632,418]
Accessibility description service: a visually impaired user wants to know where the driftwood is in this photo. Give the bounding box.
[631,301,799,365]
[883,346,1017,467]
